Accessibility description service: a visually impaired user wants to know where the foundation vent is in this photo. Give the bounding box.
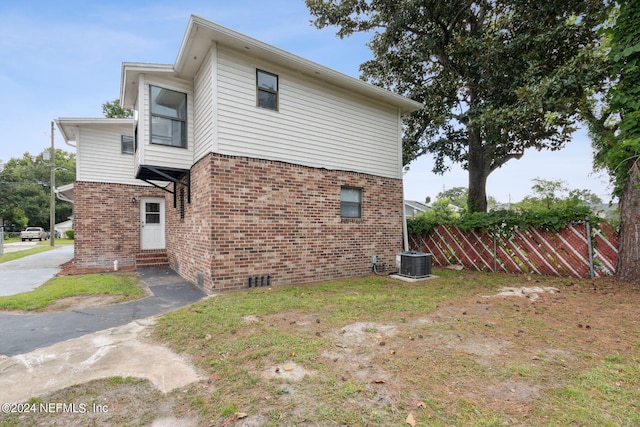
[247,275,271,288]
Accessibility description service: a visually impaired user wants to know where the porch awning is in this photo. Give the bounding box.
[136,165,191,207]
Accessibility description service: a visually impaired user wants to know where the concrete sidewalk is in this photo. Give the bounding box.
[0,244,75,296]
[0,318,202,404]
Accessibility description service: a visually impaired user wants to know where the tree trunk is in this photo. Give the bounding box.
[467,127,489,213]
[616,160,640,282]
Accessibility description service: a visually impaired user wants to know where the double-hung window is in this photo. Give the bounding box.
[121,135,134,154]
[256,70,278,111]
[150,85,187,148]
[340,187,362,218]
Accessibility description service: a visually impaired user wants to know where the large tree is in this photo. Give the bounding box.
[0,150,75,230]
[585,1,640,281]
[102,99,133,118]
[306,0,608,212]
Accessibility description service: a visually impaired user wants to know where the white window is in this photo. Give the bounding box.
[256,70,278,111]
[150,85,187,148]
[340,187,362,218]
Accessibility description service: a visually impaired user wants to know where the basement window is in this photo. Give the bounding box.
[340,187,362,218]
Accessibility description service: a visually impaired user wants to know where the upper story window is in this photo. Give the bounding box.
[121,135,134,154]
[340,187,362,218]
[150,85,187,148]
[256,70,278,111]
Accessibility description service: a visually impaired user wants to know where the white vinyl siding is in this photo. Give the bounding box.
[215,47,401,179]
[76,125,141,185]
[193,46,217,163]
[137,76,194,170]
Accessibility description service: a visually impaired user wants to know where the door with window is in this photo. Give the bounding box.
[140,198,165,250]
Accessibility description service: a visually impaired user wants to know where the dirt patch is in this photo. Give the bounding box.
[260,361,316,382]
[42,294,126,311]
[489,286,560,301]
[0,377,194,427]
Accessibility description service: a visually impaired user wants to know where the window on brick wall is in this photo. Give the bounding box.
[340,187,362,218]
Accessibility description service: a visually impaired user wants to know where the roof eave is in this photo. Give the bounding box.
[121,63,175,109]
[174,15,423,114]
[55,118,134,142]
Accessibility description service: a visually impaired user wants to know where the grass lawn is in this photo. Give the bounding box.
[0,272,145,311]
[0,246,56,263]
[150,269,640,426]
[2,269,639,426]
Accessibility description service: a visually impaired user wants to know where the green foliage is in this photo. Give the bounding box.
[65,229,74,239]
[102,99,133,118]
[408,205,599,236]
[436,186,468,208]
[0,150,75,230]
[586,1,640,196]
[307,0,610,212]
[515,178,602,210]
[409,178,604,235]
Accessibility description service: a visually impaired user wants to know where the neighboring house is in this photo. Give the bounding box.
[55,183,74,204]
[404,200,429,218]
[55,219,73,237]
[56,15,422,292]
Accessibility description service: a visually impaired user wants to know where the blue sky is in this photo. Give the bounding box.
[0,0,612,204]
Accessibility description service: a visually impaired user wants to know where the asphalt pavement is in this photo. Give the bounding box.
[0,267,206,357]
[0,245,208,408]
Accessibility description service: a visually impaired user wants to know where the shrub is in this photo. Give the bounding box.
[408,205,602,236]
[65,229,74,240]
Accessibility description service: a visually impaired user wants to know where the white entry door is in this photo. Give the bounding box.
[140,198,165,250]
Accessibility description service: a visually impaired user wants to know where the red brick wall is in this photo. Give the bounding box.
[73,181,165,270]
[166,153,404,292]
[165,157,213,288]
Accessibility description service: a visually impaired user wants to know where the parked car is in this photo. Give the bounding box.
[20,227,48,241]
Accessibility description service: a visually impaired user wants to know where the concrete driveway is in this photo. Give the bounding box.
[0,244,74,296]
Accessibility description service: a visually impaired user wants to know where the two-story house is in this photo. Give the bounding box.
[56,15,422,292]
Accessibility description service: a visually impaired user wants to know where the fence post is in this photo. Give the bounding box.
[493,229,497,272]
[586,219,595,279]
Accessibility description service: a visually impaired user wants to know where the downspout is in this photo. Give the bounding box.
[402,166,410,251]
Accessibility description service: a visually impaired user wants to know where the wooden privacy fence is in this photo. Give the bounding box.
[409,222,619,278]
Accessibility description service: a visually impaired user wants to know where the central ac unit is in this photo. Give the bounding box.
[397,251,432,278]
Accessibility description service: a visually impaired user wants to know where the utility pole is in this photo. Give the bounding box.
[50,121,55,247]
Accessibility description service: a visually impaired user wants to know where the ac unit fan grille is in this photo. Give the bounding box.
[399,252,431,278]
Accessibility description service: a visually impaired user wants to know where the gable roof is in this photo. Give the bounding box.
[122,15,423,114]
[404,200,429,212]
